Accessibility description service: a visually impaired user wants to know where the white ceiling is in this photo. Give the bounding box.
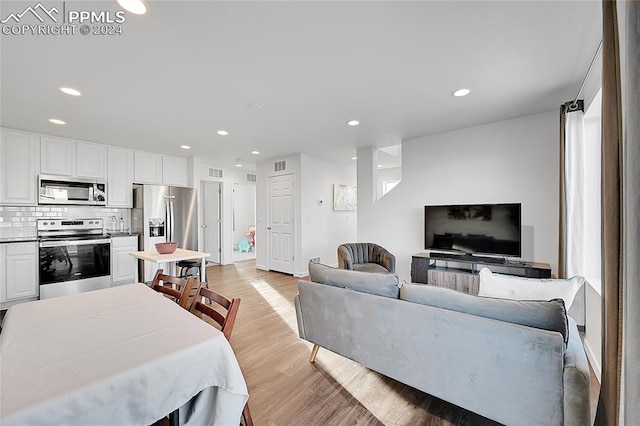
[0,1,602,170]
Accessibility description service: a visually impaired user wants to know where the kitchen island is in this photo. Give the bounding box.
[130,248,210,282]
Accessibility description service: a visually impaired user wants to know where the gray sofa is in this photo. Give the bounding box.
[294,262,591,426]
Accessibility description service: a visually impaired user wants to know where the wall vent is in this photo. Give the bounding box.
[246,173,257,183]
[274,160,286,172]
[209,168,223,178]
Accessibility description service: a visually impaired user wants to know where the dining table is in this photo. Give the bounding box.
[0,283,248,425]
[130,248,211,282]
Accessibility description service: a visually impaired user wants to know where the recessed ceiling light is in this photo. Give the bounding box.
[452,88,471,97]
[377,164,383,168]
[217,130,229,136]
[347,120,360,126]
[235,163,242,167]
[117,0,148,15]
[49,118,66,125]
[60,87,81,96]
[251,151,260,155]
[352,156,357,160]
[180,145,191,150]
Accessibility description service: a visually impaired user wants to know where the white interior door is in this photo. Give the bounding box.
[268,174,294,274]
[202,182,221,264]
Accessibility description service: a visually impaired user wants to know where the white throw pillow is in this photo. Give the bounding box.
[478,268,585,325]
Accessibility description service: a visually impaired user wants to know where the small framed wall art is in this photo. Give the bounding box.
[333,184,357,211]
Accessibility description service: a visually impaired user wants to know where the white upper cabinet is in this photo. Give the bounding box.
[0,129,40,205]
[162,155,189,187]
[1,127,193,211]
[134,152,189,186]
[40,136,76,176]
[76,141,107,179]
[107,147,134,208]
[134,151,163,184]
[41,137,107,179]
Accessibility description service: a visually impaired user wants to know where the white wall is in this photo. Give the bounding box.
[358,110,560,282]
[255,153,356,276]
[300,154,357,267]
[193,157,256,265]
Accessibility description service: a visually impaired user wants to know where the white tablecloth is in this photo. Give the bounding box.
[0,284,248,425]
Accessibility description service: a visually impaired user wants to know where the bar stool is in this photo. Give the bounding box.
[177,259,202,281]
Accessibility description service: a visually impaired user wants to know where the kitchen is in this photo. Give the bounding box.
[0,127,197,310]
[0,127,254,425]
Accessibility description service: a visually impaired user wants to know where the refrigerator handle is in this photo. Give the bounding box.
[163,195,176,243]
[169,200,175,244]
[165,199,172,242]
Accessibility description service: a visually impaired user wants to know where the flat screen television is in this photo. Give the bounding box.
[424,203,522,257]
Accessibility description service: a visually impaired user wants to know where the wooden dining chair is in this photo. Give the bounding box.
[150,269,197,309]
[189,283,241,340]
[189,283,253,426]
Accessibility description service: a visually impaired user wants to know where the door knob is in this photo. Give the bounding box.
[267,227,272,230]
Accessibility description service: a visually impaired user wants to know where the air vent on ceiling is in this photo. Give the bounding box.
[209,168,223,178]
[246,173,257,183]
[274,160,286,172]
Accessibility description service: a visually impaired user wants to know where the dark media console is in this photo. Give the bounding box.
[427,251,512,265]
[411,251,552,295]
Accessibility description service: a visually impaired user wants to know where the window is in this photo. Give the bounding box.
[382,180,400,195]
[582,89,602,291]
[376,144,402,200]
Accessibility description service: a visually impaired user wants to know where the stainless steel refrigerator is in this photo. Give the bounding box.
[132,184,198,282]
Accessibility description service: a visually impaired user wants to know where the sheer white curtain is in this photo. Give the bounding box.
[563,109,586,278]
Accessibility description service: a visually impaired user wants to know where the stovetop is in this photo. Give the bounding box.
[38,234,109,242]
[37,218,105,240]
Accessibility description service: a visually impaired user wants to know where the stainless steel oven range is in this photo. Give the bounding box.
[38,218,110,299]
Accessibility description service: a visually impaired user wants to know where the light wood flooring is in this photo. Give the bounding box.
[205,260,518,425]
[1,260,601,425]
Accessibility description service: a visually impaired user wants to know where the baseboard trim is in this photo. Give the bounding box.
[583,338,601,383]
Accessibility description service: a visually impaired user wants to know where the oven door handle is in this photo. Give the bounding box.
[39,238,111,248]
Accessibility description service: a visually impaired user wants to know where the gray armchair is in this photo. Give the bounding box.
[337,243,396,273]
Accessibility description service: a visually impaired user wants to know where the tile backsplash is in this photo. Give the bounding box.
[0,205,131,239]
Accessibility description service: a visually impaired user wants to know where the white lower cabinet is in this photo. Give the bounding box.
[111,236,139,286]
[1,242,38,303]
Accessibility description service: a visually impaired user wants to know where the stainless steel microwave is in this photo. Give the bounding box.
[38,175,107,206]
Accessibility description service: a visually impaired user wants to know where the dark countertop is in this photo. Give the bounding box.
[0,234,139,243]
[0,236,38,243]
